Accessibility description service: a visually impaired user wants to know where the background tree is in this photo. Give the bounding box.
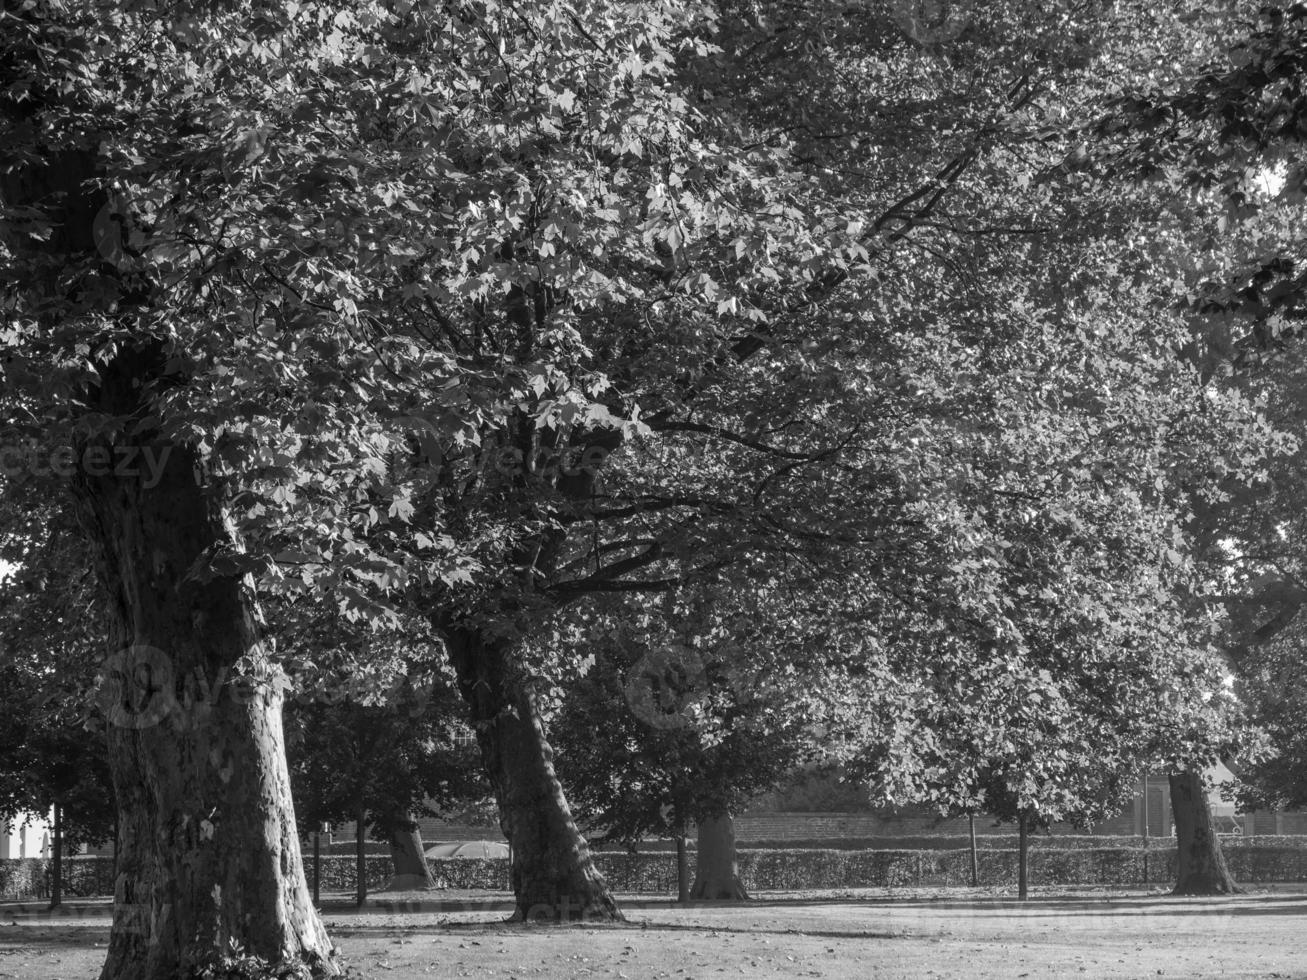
[279,605,484,900]
[0,0,1281,952]
[327,0,1260,921]
[553,590,845,901]
[1090,0,1307,892]
[0,488,115,906]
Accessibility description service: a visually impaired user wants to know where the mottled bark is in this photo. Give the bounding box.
[690,814,749,901]
[443,627,620,921]
[75,347,337,979]
[1169,770,1241,895]
[387,819,439,891]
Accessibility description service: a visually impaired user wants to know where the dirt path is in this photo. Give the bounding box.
[3,889,1304,978]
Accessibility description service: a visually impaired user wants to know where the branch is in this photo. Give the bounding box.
[648,419,823,460]
[729,71,1036,363]
[554,495,734,525]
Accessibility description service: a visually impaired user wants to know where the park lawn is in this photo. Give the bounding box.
[2,889,1306,979]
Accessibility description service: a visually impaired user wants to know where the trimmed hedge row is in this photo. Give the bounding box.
[0,860,45,901]
[308,856,513,892]
[8,842,1307,901]
[731,834,1307,852]
[0,858,118,901]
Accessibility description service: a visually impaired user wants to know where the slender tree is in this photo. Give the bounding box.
[1092,1,1307,892]
[554,590,839,901]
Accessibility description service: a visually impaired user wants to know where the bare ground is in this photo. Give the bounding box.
[2,887,1305,979]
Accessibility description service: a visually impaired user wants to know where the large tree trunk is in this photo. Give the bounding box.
[387,818,440,891]
[690,814,749,901]
[75,346,337,979]
[442,627,620,922]
[1169,770,1241,895]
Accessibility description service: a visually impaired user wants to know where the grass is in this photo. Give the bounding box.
[3,887,1307,978]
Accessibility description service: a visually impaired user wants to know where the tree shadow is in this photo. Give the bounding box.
[0,899,112,921]
[720,891,1307,915]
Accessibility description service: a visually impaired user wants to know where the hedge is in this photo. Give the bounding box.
[730,834,1275,852]
[7,842,1307,901]
[0,858,117,901]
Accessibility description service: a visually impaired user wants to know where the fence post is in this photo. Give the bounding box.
[969,814,979,888]
[312,829,321,905]
[49,804,62,911]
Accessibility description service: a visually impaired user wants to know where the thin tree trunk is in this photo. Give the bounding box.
[690,814,749,901]
[386,819,439,891]
[1169,770,1240,895]
[355,806,367,907]
[442,627,620,922]
[73,347,337,979]
[676,834,691,903]
[968,813,978,888]
[49,803,62,910]
[1017,812,1029,901]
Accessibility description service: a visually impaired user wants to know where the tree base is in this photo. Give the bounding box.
[689,875,750,901]
[509,893,625,923]
[1172,875,1243,896]
[104,946,342,980]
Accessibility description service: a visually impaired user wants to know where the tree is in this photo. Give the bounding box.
[838,110,1268,891]
[0,489,115,906]
[553,590,838,900]
[1,0,1273,945]
[1089,0,1307,893]
[0,5,348,973]
[1232,614,1307,812]
[346,0,1254,921]
[281,609,485,902]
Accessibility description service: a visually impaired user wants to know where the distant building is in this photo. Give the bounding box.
[0,813,50,860]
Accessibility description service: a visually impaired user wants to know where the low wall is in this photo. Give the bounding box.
[7,841,1307,901]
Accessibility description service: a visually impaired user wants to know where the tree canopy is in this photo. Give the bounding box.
[2,0,1304,970]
